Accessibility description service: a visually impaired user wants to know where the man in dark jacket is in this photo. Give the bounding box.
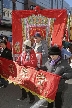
[0,40,12,88]
[41,46,72,108]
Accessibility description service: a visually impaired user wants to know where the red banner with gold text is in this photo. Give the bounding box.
[0,57,61,102]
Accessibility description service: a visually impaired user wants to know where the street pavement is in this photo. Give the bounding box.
[0,79,72,108]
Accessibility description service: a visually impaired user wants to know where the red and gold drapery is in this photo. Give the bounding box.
[29,26,46,37]
[12,6,67,54]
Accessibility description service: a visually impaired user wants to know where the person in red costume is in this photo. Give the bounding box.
[16,39,37,103]
[17,39,37,67]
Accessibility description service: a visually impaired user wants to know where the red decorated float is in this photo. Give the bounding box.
[0,6,67,102]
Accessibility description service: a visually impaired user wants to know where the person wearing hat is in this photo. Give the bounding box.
[16,39,37,103]
[0,40,12,88]
[40,46,72,108]
[33,32,48,66]
[0,40,12,60]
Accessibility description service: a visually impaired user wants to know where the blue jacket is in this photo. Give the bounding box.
[61,48,72,59]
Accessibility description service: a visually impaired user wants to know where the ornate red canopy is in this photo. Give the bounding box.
[12,6,67,54]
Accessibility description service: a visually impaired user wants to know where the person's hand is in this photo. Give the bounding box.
[62,75,68,80]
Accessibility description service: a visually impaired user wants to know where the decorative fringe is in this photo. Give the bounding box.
[0,74,54,103]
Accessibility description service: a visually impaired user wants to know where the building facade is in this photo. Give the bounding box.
[29,0,71,14]
[2,0,24,20]
[0,0,72,26]
[0,0,72,21]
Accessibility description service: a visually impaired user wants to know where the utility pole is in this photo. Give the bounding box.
[1,0,3,18]
[51,0,53,9]
[24,0,28,10]
[61,0,63,9]
[57,0,58,9]
[12,0,16,10]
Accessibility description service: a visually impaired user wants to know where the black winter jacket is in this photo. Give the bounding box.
[0,47,12,60]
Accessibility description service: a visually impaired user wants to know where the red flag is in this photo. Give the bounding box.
[0,57,17,78]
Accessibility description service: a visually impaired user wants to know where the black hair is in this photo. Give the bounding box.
[0,40,7,45]
[34,32,41,38]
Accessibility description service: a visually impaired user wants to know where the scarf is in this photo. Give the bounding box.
[25,49,31,61]
[34,41,42,53]
[50,56,61,66]
[21,49,31,63]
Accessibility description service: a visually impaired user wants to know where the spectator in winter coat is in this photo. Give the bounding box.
[3,35,12,51]
[62,36,71,49]
[61,46,72,59]
[0,40,12,88]
[16,39,37,104]
[0,40,12,60]
[40,46,72,108]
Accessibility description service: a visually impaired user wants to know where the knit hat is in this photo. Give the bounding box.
[23,40,31,47]
[48,46,61,55]
[34,32,41,38]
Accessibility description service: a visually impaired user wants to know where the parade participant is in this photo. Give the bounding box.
[67,44,72,54]
[0,40,12,88]
[61,45,72,60]
[33,32,48,65]
[16,39,37,103]
[40,46,72,108]
[62,36,70,49]
[3,35,12,51]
